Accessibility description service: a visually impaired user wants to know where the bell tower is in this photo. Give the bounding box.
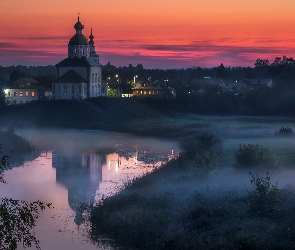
[89,28,99,63]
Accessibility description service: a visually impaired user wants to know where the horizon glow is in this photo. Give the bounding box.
[1,0,294,69]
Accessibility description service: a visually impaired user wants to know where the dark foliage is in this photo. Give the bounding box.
[276,126,293,135]
[0,128,35,156]
[0,198,51,249]
[234,144,276,168]
[180,133,221,172]
[248,172,280,216]
[9,69,28,84]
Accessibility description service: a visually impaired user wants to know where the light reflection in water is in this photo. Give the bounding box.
[52,148,176,207]
[1,129,179,250]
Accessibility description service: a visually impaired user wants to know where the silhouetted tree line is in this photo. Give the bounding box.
[0,65,56,88]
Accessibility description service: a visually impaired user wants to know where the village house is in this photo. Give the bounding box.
[4,77,51,105]
[132,80,176,98]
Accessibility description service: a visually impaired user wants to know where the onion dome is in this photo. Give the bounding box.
[69,35,89,45]
[69,16,89,46]
[74,16,84,31]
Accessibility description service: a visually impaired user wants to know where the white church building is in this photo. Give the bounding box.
[52,17,106,100]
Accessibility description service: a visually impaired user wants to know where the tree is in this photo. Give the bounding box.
[254,58,270,68]
[34,74,56,89]
[234,144,276,168]
[0,86,5,106]
[0,148,51,249]
[107,87,117,97]
[270,56,295,79]
[215,63,226,78]
[248,172,280,215]
[8,69,25,84]
[254,58,270,77]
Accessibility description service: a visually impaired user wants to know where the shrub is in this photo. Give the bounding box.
[248,172,280,216]
[276,126,293,135]
[0,128,36,156]
[180,133,221,172]
[234,144,276,168]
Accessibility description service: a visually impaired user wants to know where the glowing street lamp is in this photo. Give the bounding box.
[134,75,138,84]
[115,74,121,97]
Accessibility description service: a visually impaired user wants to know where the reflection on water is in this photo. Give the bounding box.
[52,149,175,211]
[0,129,178,250]
[53,151,103,212]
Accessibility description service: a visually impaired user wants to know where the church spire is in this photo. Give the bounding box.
[74,16,84,35]
[89,28,99,63]
[89,28,94,44]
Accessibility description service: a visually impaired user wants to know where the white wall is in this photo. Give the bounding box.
[57,65,106,98]
[4,88,38,105]
[52,83,87,100]
[89,66,104,97]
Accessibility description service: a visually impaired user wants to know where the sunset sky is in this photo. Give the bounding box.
[1,0,295,68]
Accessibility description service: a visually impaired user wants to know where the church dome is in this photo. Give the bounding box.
[74,20,84,30]
[69,34,89,45]
[68,16,89,46]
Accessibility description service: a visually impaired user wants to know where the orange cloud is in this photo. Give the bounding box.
[0,0,294,68]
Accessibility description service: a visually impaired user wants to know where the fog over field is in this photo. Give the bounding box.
[2,114,295,249]
[7,115,295,198]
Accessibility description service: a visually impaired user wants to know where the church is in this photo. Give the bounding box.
[52,17,106,100]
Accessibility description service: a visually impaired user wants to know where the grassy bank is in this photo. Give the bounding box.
[89,133,295,249]
[91,181,295,249]
[0,128,38,167]
[1,98,295,140]
[0,98,164,130]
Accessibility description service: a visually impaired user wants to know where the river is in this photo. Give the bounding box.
[0,129,179,250]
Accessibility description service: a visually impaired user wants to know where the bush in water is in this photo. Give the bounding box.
[234,144,276,168]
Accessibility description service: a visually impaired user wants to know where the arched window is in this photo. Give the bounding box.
[63,85,68,95]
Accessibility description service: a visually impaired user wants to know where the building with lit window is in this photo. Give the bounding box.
[52,17,106,100]
[132,81,176,98]
[4,77,41,105]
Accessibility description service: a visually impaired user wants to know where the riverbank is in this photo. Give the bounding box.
[0,128,39,167]
[1,98,295,139]
[89,135,295,249]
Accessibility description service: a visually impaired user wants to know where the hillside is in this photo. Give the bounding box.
[0,98,166,130]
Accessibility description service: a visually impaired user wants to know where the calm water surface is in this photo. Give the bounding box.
[1,129,179,250]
